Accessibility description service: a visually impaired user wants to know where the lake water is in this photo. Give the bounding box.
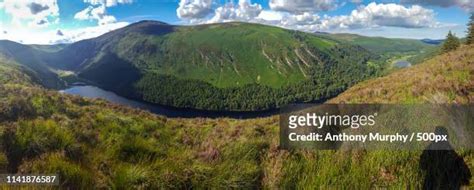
[60,85,278,119]
[394,61,412,68]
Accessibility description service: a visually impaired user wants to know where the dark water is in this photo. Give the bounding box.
[60,86,279,119]
[394,60,412,68]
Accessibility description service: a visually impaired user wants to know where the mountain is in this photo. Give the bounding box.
[45,21,341,88]
[329,45,474,104]
[0,40,65,89]
[0,21,385,111]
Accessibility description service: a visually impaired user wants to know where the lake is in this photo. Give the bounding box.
[394,60,412,68]
[60,85,279,119]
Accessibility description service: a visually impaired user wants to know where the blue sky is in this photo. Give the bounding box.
[0,0,472,44]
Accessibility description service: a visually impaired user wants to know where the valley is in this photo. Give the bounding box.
[0,41,472,188]
[0,21,435,111]
[1,0,472,188]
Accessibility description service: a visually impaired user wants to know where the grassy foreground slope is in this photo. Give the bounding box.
[330,45,474,104]
[1,46,473,189]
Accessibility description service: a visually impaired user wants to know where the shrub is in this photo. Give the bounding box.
[442,31,461,53]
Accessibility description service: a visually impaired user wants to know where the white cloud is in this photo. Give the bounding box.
[74,6,94,20]
[1,0,59,27]
[0,0,133,44]
[337,24,466,39]
[281,12,320,27]
[186,1,440,35]
[401,0,474,12]
[74,0,134,25]
[236,0,263,20]
[177,0,214,19]
[402,0,455,7]
[269,0,338,13]
[74,4,117,25]
[257,10,284,21]
[0,22,129,44]
[83,0,133,7]
[51,22,129,44]
[208,0,262,23]
[458,0,474,12]
[319,3,439,30]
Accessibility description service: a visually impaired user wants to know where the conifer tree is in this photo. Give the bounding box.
[466,13,474,45]
[442,31,461,53]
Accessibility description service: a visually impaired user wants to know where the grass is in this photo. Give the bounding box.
[1,79,472,188]
[0,62,35,86]
[330,45,474,104]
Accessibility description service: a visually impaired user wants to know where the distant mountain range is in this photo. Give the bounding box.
[0,21,435,111]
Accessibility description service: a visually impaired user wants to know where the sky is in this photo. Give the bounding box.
[0,0,472,44]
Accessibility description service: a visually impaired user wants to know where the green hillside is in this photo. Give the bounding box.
[55,22,344,88]
[316,33,434,55]
[330,45,474,104]
[121,22,327,88]
[0,40,65,89]
[0,21,383,111]
[0,62,35,86]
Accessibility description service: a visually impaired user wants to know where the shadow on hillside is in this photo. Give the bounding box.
[78,52,141,98]
[419,127,471,190]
